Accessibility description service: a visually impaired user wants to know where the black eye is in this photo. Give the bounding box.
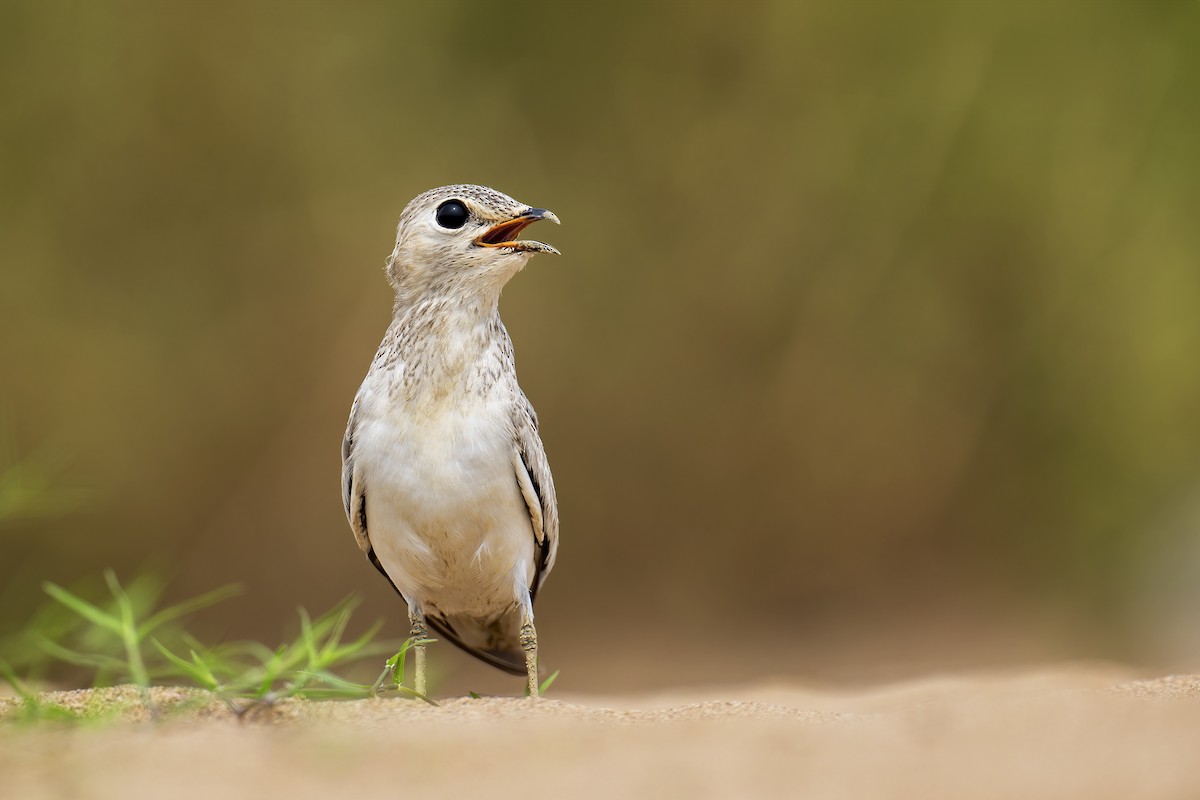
[435,199,469,229]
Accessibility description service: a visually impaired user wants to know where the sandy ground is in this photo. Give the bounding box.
[3,666,1200,799]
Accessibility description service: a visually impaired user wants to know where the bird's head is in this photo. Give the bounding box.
[385,184,560,302]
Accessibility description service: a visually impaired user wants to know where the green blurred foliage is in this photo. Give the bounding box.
[2,0,1199,682]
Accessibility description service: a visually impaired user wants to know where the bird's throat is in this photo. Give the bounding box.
[390,301,508,408]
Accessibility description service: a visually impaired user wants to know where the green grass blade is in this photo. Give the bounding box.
[214,639,276,665]
[319,618,384,667]
[390,640,409,689]
[151,639,219,691]
[539,669,560,695]
[103,570,149,689]
[297,607,318,665]
[36,638,128,673]
[316,603,355,661]
[292,669,372,699]
[0,657,34,700]
[382,636,436,690]
[137,584,241,638]
[254,645,289,698]
[391,685,439,706]
[42,582,123,636]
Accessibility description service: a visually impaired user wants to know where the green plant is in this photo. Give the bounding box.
[0,656,83,724]
[369,635,438,702]
[0,570,439,721]
[537,669,561,695]
[40,571,239,691]
[153,601,437,712]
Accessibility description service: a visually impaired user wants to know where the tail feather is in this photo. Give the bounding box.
[426,612,526,676]
[367,548,534,677]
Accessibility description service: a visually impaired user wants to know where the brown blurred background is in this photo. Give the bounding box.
[2,1,1200,693]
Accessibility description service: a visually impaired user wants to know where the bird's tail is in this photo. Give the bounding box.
[425,609,529,676]
[367,548,532,678]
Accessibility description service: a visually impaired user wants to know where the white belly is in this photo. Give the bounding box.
[355,394,535,617]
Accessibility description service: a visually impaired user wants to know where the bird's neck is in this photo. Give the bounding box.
[387,293,508,405]
[391,289,501,339]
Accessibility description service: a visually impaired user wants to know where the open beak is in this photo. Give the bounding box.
[474,207,561,255]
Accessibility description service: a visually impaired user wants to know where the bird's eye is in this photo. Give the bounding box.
[435,200,469,230]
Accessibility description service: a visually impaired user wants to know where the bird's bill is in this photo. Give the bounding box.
[474,208,561,255]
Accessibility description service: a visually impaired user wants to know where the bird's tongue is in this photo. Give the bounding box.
[478,218,536,245]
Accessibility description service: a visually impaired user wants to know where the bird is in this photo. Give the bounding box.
[341,184,560,698]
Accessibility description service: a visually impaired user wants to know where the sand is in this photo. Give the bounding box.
[3,667,1199,799]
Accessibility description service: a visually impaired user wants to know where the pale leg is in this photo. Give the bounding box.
[519,609,538,699]
[408,606,428,696]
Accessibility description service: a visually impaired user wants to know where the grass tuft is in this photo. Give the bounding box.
[1,572,439,722]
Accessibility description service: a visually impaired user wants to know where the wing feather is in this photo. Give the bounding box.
[512,392,558,600]
[341,392,372,554]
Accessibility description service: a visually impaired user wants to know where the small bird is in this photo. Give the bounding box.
[341,185,560,698]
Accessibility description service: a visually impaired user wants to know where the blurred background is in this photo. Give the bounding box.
[2,0,1199,694]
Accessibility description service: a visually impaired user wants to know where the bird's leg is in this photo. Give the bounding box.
[519,609,538,699]
[408,606,428,696]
